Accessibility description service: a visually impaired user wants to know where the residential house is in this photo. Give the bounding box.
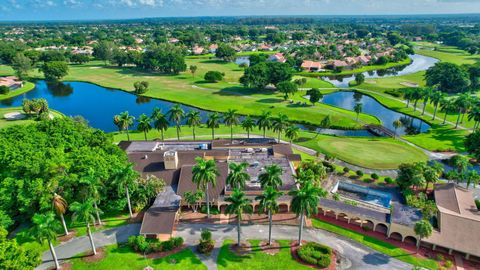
[301,60,325,72]
[267,52,287,63]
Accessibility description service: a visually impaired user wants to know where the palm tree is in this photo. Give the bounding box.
[289,182,326,246]
[70,200,98,255]
[257,111,272,138]
[80,169,104,225]
[184,191,204,212]
[272,114,289,143]
[468,105,480,130]
[241,116,255,139]
[206,112,221,141]
[113,163,138,218]
[223,109,240,142]
[151,107,169,141]
[137,113,152,141]
[167,104,185,140]
[454,93,472,128]
[255,186,282,245]
[285,125,300,144]
[52,193,69,236]
[259,164,283,189]
[403,88,414,108]
[429,90,445,120]
[192,157,219,218]
[353,102,363,121]
[30,212,62,269]
[414,220,432,252]
[440,98,455,125]
[466,170,480,189]
[225,188,252,246]
[186,110,202,141]
[411,89,423,112]
[114,111,135,141]
[227,162,250,189]
[420,87,432,116]
[422,166,439,193]
[392,119,403,138]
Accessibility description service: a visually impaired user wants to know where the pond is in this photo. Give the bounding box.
[0,80,211,132]
[321,91,430,135]
[321,54,439,87]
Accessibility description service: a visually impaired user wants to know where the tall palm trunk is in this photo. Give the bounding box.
[143,130,147,141]
[263,127,266,138]
[206,185,210,218]
[432,103,439,120]
[413,100,418,111]
[60,213,68,235]
[406,99,410,108]
[455,110,462,128]
[247,130,250,139]
[126,127,130,141]
[277,131,281,143]
[94,201,102,226]
[422,101,427,115]
[211,128,215,141]
[161,130,164,141]
[298,212,304,246]
[230,125,233,142]
[126,186,133,218]
[443,111,448,124]
[268,209,273,245]
[193,125,196,141]
[416,238,421,252]
[87,223,97,255]
[176,121,180,140]
[237,214,241,246]
[49,240,60,269]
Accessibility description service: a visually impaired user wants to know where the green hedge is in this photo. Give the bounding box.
[296,242,332,269]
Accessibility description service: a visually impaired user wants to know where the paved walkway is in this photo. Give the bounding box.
[38,223,414,270]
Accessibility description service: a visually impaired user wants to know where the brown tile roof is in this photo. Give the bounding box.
[424,184,480,257]
[139,209,177,235]
[176,162,228,200]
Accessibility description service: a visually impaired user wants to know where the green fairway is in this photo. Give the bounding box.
[113,125,428,170]
[217,240,312,270]
[312,219,438,270]
[70,245,206,270]
[0,107,64,129]
[302,136,428,169]
[403,124,469,152]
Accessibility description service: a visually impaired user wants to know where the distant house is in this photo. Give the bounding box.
[192,46,204,55]
[267,53,287,63]
[168,38,180,44]
[259,44,273,51]
[356,55,371,65]
[301,60,325,72]
[208,44,218,54]
[344,57,358,66]
[329,60,349,70]
[0,76,23,90]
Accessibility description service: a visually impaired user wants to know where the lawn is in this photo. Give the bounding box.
[0,81,35,100]
[0,107,64,129]
[312,219,438,270]
[300,136,428,169]
[217,240,312,270]
[113,125,428,170]
[70,244,206,270]
[402,124,469,152]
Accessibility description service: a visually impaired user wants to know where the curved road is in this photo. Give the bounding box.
[38,223,413,270]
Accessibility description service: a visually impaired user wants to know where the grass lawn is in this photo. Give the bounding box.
[70,244,206,270]
[292,75,335,89]
[0,107,64,129]
[402,124,469,152]
[0,81,35,100]
[113,125,428,170]
[312,219,438,270]
[300,136,428,169]
[0,61,384,129]
[217,240,312,270]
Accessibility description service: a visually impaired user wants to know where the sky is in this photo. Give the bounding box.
[0,0,480,21]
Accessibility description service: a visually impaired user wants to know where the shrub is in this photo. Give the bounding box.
[162,239,175,251]
[371,173,379,180]
[134,81,149,94]
[151,241,163,252]
[204,71,224,82]
[475,199,480,210]
[296,242,332,269]
[172,237,184,248]
[0,85,10,95]
[356,170,364,177]
[128,235,150,253]
[198,229,215,255]
[343,167,350,173]
[385,177,394,184]
[201,229,212,242]
[444,260,453,268]
[436,254,444,261]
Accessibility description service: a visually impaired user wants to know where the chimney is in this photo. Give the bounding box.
[164,151,178,170]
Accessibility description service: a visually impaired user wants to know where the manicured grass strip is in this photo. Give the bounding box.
[0,107,64,129]
[311,219,438,270]
[403,124,469,152]
[70,244,206,270]
[0,81,35,100]
[217,240,312,270]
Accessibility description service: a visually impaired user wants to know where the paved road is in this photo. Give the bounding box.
[38,223,413,270]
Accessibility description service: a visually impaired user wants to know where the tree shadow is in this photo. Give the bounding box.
[257,98,284,104]
[362,253,391,266]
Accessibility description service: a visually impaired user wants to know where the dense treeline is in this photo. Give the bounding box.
[0,118,137,230]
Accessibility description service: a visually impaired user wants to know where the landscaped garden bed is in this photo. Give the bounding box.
[291,241,336,269]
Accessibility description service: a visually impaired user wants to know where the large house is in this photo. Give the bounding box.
[120,139,301,240]
[0,76,23,90]
[301,60,325,72]
[424,183,480,260]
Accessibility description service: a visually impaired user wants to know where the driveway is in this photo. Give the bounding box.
[38,223,413,270]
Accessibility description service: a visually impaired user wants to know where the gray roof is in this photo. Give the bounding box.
[150,186,181,210]
[320,198,388,222]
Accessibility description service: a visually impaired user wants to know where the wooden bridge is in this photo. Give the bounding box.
[364,124,396,138]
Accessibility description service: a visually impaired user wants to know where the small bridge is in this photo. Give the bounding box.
[364,124,396,138]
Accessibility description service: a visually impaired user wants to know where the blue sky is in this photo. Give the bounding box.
[1,0,480,21]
